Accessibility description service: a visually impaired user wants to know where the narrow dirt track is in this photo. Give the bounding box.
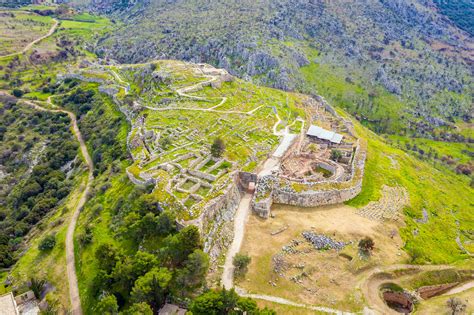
[235,287,354,315]
[222,194,252,289]
[16,96,91,315]
[0,17,59,59]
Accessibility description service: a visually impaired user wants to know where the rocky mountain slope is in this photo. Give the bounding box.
[91,0,473,137]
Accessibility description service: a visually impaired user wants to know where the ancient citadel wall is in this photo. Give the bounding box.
[183,173,243,269]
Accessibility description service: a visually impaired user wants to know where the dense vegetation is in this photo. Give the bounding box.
[433,0,474,35]
[0,94,78,267]
[58,81,129,174]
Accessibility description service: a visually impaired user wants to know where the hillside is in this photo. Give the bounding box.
[93,0,473,138]
[433,0,474,36]
[0,3,472,314]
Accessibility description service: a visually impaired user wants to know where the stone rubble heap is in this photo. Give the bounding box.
[302,231,346,251]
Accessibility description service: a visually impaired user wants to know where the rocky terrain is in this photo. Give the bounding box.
[88,0,473,137]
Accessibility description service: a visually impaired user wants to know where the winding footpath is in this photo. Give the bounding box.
[17,96,90,315]
[0,17,59,59]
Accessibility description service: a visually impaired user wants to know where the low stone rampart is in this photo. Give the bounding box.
[125,168,155,186]
[273,180,362,207]
[188,169,216,182]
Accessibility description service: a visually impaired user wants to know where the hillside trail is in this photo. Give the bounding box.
[221,141,288,290]
[442,280,474,295]
[222,194,252,290]
[10,94,91,315]
[0,17,59,59]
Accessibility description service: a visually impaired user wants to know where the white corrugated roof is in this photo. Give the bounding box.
[306,125,343,144]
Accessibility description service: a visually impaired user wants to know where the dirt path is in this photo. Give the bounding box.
[17,96,91,315]
[0,18,59,59]
[222,194,252,289]
[443,280,474,296]
[235,287,354,314]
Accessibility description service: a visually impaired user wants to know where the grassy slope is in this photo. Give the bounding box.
[298,48,406,134]
[347,118,473,265]
[75,171,133,313]
[296,46,473,264]
[73,92,130,313]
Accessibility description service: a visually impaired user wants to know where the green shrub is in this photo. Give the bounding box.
[211,138,225,158]
[38,234,56,251]
[233,253,251,277]
[12,89,24,97]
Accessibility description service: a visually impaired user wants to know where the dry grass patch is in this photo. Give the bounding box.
[238,203,409,312]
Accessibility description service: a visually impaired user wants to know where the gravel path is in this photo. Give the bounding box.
[235,287,354,314]
[443,280,474,296]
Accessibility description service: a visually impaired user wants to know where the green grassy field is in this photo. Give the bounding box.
[347,119,473,264]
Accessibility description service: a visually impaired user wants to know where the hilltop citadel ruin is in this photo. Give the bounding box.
[61,61,366,266]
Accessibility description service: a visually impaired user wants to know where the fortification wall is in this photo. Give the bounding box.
[184,174,243,270]
[125,168,155,186]
[272,144,366,207]
[252,197,273,218]
[273,180,362,207]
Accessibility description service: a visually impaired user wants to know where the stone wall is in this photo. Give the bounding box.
[185,174,243,270]
[125,168,155,186]
[252,196,273,218]
[273,180,362,207]
[269,140,366,208]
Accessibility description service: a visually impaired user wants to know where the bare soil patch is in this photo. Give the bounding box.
[237,203,408,311]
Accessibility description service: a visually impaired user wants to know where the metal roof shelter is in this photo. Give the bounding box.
[306,125,343,144]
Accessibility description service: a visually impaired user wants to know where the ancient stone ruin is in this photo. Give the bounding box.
[251,97,367,218]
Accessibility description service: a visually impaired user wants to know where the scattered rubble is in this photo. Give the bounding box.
[302,231,346,251]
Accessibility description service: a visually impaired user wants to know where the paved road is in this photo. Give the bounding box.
[19,96,91,315]
[0,17,59,59]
